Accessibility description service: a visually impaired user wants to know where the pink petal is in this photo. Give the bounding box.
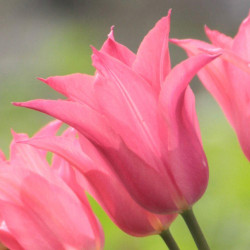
[170,38,237,126]
[0,201,63,250]
[84,168,177,236]
[170,38,215,53]
[20,173,100,249]
[101,27,136,66]
[34,120,62,138]
[0,150,6,163]
[0,227,24,250]
[13,100,118,147]
[99,139,178,213]
[38,74,98,110]
[23,134,178,234]
[133,10,172,94]
[232,11,250,60]
[204,25,233,49]
[10,130,51,177]
[92,48,162,166]
[33,120,62,158]
[159,53,220,207]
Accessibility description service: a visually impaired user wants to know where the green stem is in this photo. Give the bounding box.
[181,208,210,250]
[160,228,180,250]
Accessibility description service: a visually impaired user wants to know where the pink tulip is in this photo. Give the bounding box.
[0,121,104,250]
[171,11,250,160]
[19,125,178,236]
[14,10,220,213]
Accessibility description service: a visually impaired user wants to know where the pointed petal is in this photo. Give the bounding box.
[133,10,172,93]
[170,38,215,53]
[21,136,95,173]
[170,38,237,126]
[101,27,136,66]
[92,48,162,165]
[232,11,250,59]
[34,120,62,138]
[159,53,220,206]
[203,26,250,74]
[204,25,233,49]
[38,74,98,110]
[13,99,118,147]
[10,130,50,177]
[0,150,6,163]
[33,120,62,158]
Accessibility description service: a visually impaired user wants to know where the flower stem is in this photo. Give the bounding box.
[181,208,210,250]
[160,228,180,250]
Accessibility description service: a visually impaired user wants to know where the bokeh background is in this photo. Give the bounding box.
[1,1,250,249]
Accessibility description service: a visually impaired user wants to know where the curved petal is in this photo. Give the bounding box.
[133,10,172,94]
[232,11,250,60]
[34,120,62,138]
[13,100,118,147]
[10,130,51,177]
[101,27,136,66]
[204,25,233,49]
[170,38,237,127]
[38,74,98,110]
[159,53,220,207]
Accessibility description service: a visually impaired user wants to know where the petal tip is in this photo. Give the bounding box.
[12,102,24,107]
[108,26,115,40]
[37,77,48,84]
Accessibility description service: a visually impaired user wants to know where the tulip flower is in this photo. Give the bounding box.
[13,10,220,215]
[171,11,250,160]
[0,121,104,250]
[18,124,178,237]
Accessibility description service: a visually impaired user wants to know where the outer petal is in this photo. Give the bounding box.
[101,27,136,66]
[159,53,220,208]
[22,134,178,233]
[38,74,98,110]
[133,10,172,94]
[13,99,118,147]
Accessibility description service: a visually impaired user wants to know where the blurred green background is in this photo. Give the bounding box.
[0,1,249,249]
